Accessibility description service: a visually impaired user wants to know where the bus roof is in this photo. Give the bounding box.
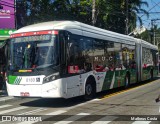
[12,21,136,45]
[13,21,79,34]
[141,39,158,50]
[12,21,157,49]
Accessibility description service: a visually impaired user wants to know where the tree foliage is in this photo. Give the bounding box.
[16,0,149,35]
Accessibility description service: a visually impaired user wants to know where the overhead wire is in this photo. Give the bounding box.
[140,1,160,18]
[136,0,160,28]
[150,0,159,19]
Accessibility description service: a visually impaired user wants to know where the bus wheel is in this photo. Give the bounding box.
[84,79,95,100]
[125,75,130,88]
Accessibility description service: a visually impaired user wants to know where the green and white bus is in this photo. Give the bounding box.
[6,21,159,99]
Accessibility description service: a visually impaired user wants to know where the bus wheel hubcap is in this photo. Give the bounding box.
[86,84,92,95]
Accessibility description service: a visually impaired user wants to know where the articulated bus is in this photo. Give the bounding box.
[6,21,158,99]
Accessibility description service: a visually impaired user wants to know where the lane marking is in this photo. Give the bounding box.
[54,113,90,124]
[46,110,67,115]
[0,104,12,109]
[18,108,47,115]
[0,106,28,114]
[101,79,159,100]
[91,116,118,124]
[132,121,151,124]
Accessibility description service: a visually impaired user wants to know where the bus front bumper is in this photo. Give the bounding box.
[6,82,63,98]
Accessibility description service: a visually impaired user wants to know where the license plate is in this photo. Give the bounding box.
[20,92,30,96]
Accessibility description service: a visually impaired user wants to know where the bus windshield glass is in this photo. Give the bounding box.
[8,34,58,71]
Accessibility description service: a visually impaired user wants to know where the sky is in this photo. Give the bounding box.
[137,0,160,29]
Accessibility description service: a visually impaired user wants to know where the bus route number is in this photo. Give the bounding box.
[26,78,36,82]
[26,77,40,82]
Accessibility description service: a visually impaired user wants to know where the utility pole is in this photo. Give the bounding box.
[92,0,96,26]
[151,20,155,45]
[151,19,160,45]
[15,0,17,29]
[125,0,129,35]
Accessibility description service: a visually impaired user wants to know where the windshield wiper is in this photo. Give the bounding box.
[36,64,53,69]
[36,64,60,71]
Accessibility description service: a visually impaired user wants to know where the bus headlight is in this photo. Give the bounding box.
[43,75,55,83]
[43,72,59,83]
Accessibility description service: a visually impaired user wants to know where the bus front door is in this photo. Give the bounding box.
[66,75,80,98]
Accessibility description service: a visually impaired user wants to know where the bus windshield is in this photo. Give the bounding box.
[8,34,59,71]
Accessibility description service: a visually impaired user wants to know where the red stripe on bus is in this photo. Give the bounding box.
[53,31,58,35]
[10,30,58,38]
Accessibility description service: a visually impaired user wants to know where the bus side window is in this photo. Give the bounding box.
[67,34,87,74]
[59,31,69,74]
[59,32,65,64]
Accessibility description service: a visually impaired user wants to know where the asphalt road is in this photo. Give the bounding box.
[0,78,160,124]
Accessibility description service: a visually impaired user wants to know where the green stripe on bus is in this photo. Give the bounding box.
[14,77,22,85]
[8,76,17,84]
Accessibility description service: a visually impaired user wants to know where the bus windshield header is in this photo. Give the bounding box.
[10,30,58,38]
[14,35,51,43]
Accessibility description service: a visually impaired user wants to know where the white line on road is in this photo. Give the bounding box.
[91,116,118,124]
[46,110,67,115]
[132,121,151,124]
[54,113,90,124]
[0,106,28,114]
[0,104,12,109]
[18,108,47,115]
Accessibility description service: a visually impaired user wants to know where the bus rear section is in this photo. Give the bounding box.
[140,41,159,81]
